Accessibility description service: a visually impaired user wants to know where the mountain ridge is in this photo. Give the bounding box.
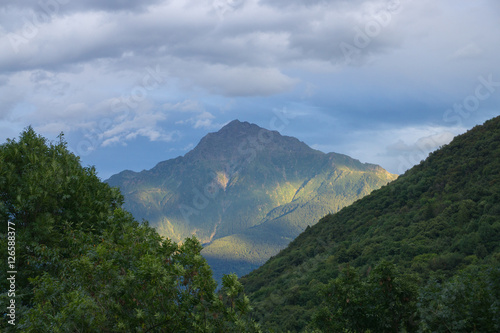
[108,120,386,183]
[106,119,397,279]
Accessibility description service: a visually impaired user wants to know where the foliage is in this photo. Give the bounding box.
[417,265,500,332]
[4,115,500,332]
[0,127,260,332]
[241,116,500,332]
[313,261,418,333]
[311,263,500,333]
[107,119,396,281]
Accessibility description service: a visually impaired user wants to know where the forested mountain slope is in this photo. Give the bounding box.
[107,120,396,279]
[241,116,500,332]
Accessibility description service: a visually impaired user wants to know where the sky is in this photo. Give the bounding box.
[1,0,499,179]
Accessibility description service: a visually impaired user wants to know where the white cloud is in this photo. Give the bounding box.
[387,131,456,155]
[1,0,499,171]
[450,43,483,60]
[312,124,463,175]
[168,100,221,129]
[98,106,173,146]
[381,126,461,174]
[163,100,204,113]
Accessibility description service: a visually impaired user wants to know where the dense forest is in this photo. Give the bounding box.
[241,116,500,332]
[1,116,499,332]
[0,128,260,332]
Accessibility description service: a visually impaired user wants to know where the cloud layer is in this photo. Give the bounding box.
[1,0,499,176]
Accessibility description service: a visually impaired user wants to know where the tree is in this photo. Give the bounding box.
[313,262,418,332]
[0,128,260,332]
[418,265,500,332]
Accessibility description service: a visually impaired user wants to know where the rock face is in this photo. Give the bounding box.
[107,120,397,279]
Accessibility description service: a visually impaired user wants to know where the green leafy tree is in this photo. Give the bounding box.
[313,265,366,332]
[313,262,418,332]
[0,127,260,332]
[418,266,500,332]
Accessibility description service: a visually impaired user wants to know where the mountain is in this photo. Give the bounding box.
[240,116,500,332]
[106,120,397,279]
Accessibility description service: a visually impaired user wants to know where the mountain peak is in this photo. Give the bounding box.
[106,117,399,285]
[185,119,314,161]
[216,119,261,136]
[222,119,245,128]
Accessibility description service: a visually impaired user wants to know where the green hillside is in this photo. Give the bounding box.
[107,120,396,280]
[241,116,500,332]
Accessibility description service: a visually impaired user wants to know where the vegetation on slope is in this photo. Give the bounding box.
[107,120,396,280]
[2,116,499,332]
[0,128,260,332]
[202,164,396,282]
[241,116,500,332]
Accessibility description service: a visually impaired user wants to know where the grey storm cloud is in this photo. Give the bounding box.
[260,0,364,8]
[4,0,164,14]
[0,0,409,76]
[1,0,499,154]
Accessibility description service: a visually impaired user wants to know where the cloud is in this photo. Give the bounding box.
[2,0,497,77]
[260,0,364,9]
[311,124,461,175]
[192,112,217,129]
[95,106,177,148]
[0,64,178,152]
[3,0,164,14]
[1,0,499,168]
[0,75,9,86]
[168,100,221,129]
[450,43,483,60]
[185,64,298,96]
[164,100,205,113]
[0,0,407,74]
[384,129,458,174]
[387,132,455,155]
